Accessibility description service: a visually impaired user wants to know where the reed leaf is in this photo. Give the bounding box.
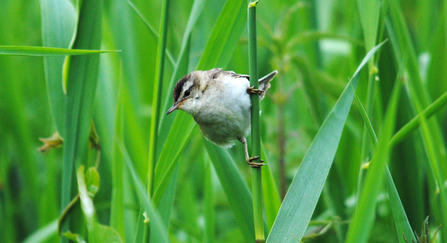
[60,0,103,236]
[0,45,119,56]
[266,42,385,243]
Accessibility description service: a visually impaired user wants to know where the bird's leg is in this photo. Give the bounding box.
[239,137,264,168]
[246,86,263,95]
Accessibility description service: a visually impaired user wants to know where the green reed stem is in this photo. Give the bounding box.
[248,1,264,242]
[148,0,170,196]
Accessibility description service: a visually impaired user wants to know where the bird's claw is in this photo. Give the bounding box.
[246,156,265,168]
[247,86,263,95]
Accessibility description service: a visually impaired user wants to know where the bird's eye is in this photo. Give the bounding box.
[184,90,190,97]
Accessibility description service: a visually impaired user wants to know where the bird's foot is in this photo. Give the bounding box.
[247,86,263,95]
[246,156,265,168]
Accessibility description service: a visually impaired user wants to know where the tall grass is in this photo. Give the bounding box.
[1,0,447,242]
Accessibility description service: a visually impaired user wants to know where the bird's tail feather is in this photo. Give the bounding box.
[258,70,278,100]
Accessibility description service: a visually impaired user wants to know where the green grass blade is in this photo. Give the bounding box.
[386,168,417,243]
[345,76,401,243]
[356,0,380,52]
[147,0,170,196]
[0,45,119,56]
[127,0,157,41]
[127,0,175,66]
[203,139,255,243]
[353,76,416,242]
[119,142,169,243]
[196,0,247,69]
[261,145,281,232]
[390,90,447,147]
[60,0,103,236]
[23,220,58,243]
[110,80,125,239]
[155,168,177,229]
[352,87,378,143]
[156,57,191,170]
[121,83,149,181]
[153,113,194,206]
[388,0,447,239]
[266,42,385,243]
[203,160,215,243]
[40,0,76,134]
[152,0,200,208]
[38,0,76,234]
[159,0,205,132]
[388,0,447,169]
[133,210,147,243]
[408,84,447,243]
[356,0,381,195]
[156,5,196,182]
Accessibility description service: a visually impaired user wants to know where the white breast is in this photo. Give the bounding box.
[193,74,251,147]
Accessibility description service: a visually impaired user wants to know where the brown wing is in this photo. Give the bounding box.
[210,69,278,100]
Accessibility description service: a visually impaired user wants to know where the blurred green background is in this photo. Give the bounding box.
[1,0,446,242]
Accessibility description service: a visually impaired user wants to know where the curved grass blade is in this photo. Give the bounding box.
[127,0,157,40]
[345,76,401,243]
[352,78,416,242]
[153,113,194,206]
[203,139,255,243]
[386,168,417,243]
[118,141,169,243]
[0,45,119,56]
[196,0,247,69]
[23,220,58,243]
[127,0,175,66]
[390,90,447,147]
[266,41,385,242]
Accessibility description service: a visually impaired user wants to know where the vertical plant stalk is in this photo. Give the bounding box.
[248,1,264,242]
[148,0,170,196]
[60,0,103,240]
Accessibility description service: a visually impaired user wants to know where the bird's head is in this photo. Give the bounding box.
[166,72,200,115]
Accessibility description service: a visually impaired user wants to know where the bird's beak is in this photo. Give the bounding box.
[166,100,184,115]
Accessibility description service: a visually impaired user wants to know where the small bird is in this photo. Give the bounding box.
[166,68,277,168]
